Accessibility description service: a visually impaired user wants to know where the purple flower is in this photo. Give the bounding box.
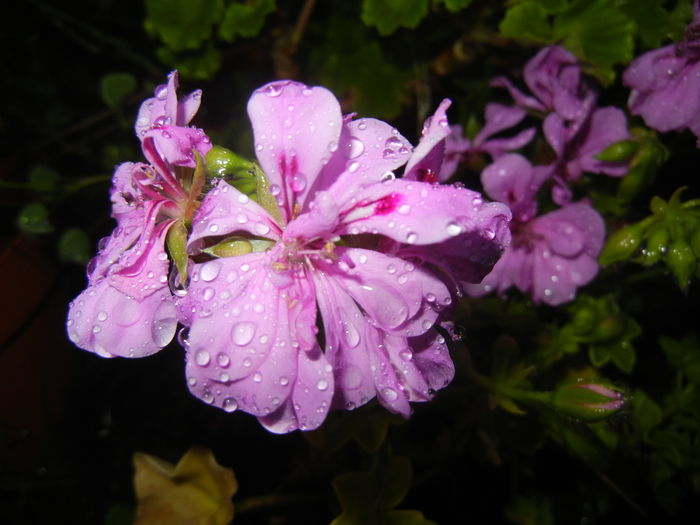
[543,106,630,205]
[492,45,596,122]
[464,154,605,305]
[623,3,700,143]
[67,75,210,357]
[179,81,511,432]
[438,103,536,181]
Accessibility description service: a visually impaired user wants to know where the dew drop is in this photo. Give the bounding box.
[97,311,108,322]
[200,261,221,282]
[342,321,360,348]
[202,287,215,301]
[398,204,411,215]
[382,387,398,401]
[446,221,462,236]
[209,223,219,233]
[345,137,364,159]
[217,353,230,367]
[222,397,238,412]
[243,357,253,368]
[279,376,289,386]
[253,372,263,383]
[405,232,418,244]
[317,379,329,391]
[195,350,211,366]
[255,223,270,235]
[263,84,282,97]
[291,173,307,192]
[232,321,256,346]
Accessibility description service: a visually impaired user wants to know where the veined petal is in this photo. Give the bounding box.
[404,99,452,180]
[188,180,282,253]
[247,81,342,219]
[334,178,511,248]
[135,71,203,137]
[67,278,176,358]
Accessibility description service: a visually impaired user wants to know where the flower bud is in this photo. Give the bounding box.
[553,379,625,421]
[665,237,696,288]
[205,145,254,177]
[595,139,639,162]
[641,224,669,265]
[599,223,645,265]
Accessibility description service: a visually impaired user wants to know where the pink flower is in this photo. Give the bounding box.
[623,2,700,143]
[179,81,511,432]
[437,103,536,181]
[465,154,604,305]
[67,74,210,357]
[492,45,596,122]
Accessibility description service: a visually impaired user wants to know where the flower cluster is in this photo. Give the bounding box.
[67,74,511,432]
[443,46,628,305]
[623,1,700,145]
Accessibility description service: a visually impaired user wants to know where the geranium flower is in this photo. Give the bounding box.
[179,81,511,432]
[464,154,604,305]
[66,73,211,357]
[492,45,596,122]
[623,1,700,143]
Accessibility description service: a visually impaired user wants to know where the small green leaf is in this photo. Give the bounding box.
[156,45,222,80]
[361,0,429,35]
[617,0,671,49]
[631,389,663,440]
[435,0,474,13]
[499,2,552,43]
[100,73,137,110]
[17,203,53,234]
[145,0,223,52]
[28,165,60,192]
[58,228,91,264]
[219,0,275,41]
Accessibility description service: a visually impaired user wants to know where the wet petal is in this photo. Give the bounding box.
[247,81,342,219]
[404,99,452,180]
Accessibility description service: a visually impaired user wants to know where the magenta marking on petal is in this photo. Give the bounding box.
[374,192,402,215]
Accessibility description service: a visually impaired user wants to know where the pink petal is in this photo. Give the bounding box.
[247,81,342,220]
[188,180,282,253]
[67,278,176,358]
[404,99,452,180]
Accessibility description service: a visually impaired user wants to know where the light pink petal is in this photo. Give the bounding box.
[141,126,212,168]
[491,76,547,113]
[188,180,282,253]
[247,81,342,220]
[408,330,454,395]
[578,107,630,176]
[135,71,202,137]
[333,178,511,248]
[404,99,452,180]
[307,118,413,205]
[480,127,537,158]
[475,103,528,143]
[67,278,176,358]
[481,153,542,218]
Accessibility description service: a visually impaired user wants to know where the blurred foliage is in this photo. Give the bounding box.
[2,0,700,524]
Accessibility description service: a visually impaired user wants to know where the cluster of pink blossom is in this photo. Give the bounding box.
[623,0,700,145]
[67,73,511,432]
[442,46,631,305]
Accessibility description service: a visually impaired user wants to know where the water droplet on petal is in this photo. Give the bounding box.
[399,349,413,361]
[345,137,364,159]
[217,353,230,367]
[291,173,307,192]
[263,84,282,97]
[342,321,360,348]
[209,223,219,233]
[406,232,418,244]
[398,204,411,215]
[222,397,238,412]
[243,357,253,367]
[270,184,281,196]
[195,350,210,366]
[317,379,329,391]
[200,261,221,282]
[279,376,289,386]
[382,387,398,401]
[97,311,108,322]
[446,221,462,236]
[255,223,271,235]
[231,321,256,346]
[152,317,176,347]
[253,371,263,382]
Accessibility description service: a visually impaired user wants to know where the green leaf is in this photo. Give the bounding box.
[17,203,53,234]
[505,495,554,525]
[631,389,663,441]
[616,0,671,49]
[100,73,137,110]
[145,0,223,52]
[219,0,276,41]
[435,0,474,13]
[331,455,436,525]
[313,16,409,119]
[659,334,700,384]
[361,0,429,35]
[28,165,60,192]
[499,2,552,43]
[552,0,635,84]
[156,45,222,80]
[58,228,91,264]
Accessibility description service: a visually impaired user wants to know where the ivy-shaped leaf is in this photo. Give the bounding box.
[361,0,429,35]
[145,0,224,52]
[219,0,276,41]
[100,72,137,110]
[499,2,552,43]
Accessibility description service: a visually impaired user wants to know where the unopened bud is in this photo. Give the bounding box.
[642,224,669,265]
[553,379,625,421]
[205,145,254,177]
[600,223,645,265]
[595,139,639,162]
[665,238,696,288]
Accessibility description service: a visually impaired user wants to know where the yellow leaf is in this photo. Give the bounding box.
[133,446,237,525]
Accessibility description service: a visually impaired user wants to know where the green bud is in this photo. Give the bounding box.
[204,237,253,258]
[650,195,668,216]
[589,316,627,343]
[641,224,669,265]
[599,223,646,265]
[665,238,696,288]
[595,139,639,162]
[691,228,700,259]
[166,219,189,285]
[552,379,625,422]
[204,145,255,177]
